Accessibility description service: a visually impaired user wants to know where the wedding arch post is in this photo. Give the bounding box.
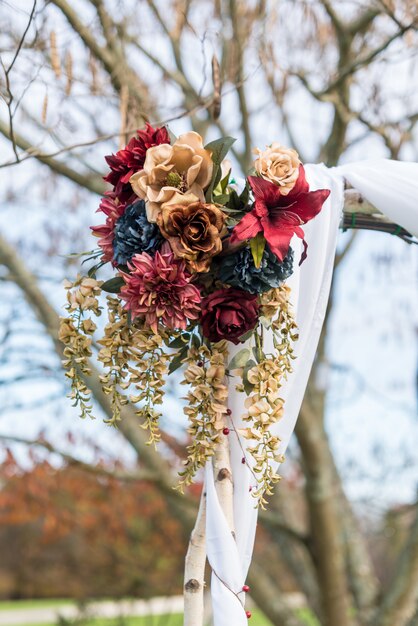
[181,183,417,626]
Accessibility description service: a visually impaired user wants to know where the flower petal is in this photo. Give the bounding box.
[230,210,262,243]
[261,218,295,262]
[248,176,282,208]
[287,164,309,195]
[290,188,330,223]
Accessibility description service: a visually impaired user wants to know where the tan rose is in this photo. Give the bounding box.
[129,131,213,222]
[253,142,300,195]
[157,202,226,273]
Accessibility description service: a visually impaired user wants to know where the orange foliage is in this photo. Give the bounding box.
[0,450,187,599]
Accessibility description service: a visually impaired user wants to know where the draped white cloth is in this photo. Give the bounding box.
[204,159,418,625]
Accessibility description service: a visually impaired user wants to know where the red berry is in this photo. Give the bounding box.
[249,486,252,492]
[242,585,250,592]
[241,457,246,464]
[226,408,232,415]
[246,611,252,619]
[222,427,230,435]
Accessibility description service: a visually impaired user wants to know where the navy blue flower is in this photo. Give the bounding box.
[217,244,294,294]
[113,200,163,265]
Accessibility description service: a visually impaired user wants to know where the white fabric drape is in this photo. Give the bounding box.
[204,159,418,626]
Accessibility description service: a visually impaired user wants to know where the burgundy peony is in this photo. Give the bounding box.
[104,123,170,201]
[230,165,330,265]
[200,288,259,344]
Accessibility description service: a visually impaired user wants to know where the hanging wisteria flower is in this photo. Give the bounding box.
[218,245,294,294]
[200,287,259,344]
[129,132,213,222]
[157,202,226,273]
[230,167,330,264]
[113,200,164,266]
[254,143,300,195]
[120,243,201,333]
[104,123,170,202]
[91,192,127,263]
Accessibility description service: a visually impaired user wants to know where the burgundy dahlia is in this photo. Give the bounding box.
[104,123,170,202]
[200,288,259,344]
[91,192,126,263]
[120,243,201,333]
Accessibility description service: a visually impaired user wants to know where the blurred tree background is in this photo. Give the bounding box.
[0,1,417,626]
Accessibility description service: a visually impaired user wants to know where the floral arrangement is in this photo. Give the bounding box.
[60,124,330,502]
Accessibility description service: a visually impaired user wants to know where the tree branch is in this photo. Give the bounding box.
[0,434,156,482]
[319,0,345,38]
[50,0,150,114]
[228,0,253,169]
[184,488,206,626]
[347,7,382,35]
[248,561,308,626]
[320,24,415,98]
[0,0,37,161]
[295,401,355,626]
[0,117,105,194]
[372,505,418,626]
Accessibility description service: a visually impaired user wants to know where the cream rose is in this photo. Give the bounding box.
[253,142,300,195]
[129,131,213,222]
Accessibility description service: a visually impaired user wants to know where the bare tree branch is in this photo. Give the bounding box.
[319,23,416,98]
[227,0,253,169]
[0,0,37,160]
[0,117,105,194]
[50,0,150,114]
[372,505,418,626]
[0,434,156,482]
[248,561,308,626]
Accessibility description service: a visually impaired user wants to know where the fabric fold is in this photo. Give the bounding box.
[205,158,418,625]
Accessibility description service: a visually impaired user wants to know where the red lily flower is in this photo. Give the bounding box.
[230,166,330,264]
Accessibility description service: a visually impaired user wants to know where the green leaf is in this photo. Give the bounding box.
[242,359,256,395]
[101,276,125,293]
[62,249,99,259]
[252,345,266,363]
[220,169,231,192]
[191,333,201,350]
[81,251,104,265]
[87,260,106,278]
[228,348,251,371]
[168,344,189,374]
[213,193,230,205]
[239,328,256,343]
[240,181,250,206]
[168,356,184,374]
[167,334,190,349]
[204,136,236,202]
[225,180,251,214]
[250,233,266,269]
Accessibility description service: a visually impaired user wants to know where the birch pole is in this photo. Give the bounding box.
[184,489,207,626]
[213,422,235,533]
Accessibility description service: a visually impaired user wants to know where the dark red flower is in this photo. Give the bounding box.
[230,165,330,264]
[200,288,259,344]
[104,123,170,201]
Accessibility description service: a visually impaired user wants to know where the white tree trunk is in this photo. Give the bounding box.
[184,489,207,626]
[213,424,235,534]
